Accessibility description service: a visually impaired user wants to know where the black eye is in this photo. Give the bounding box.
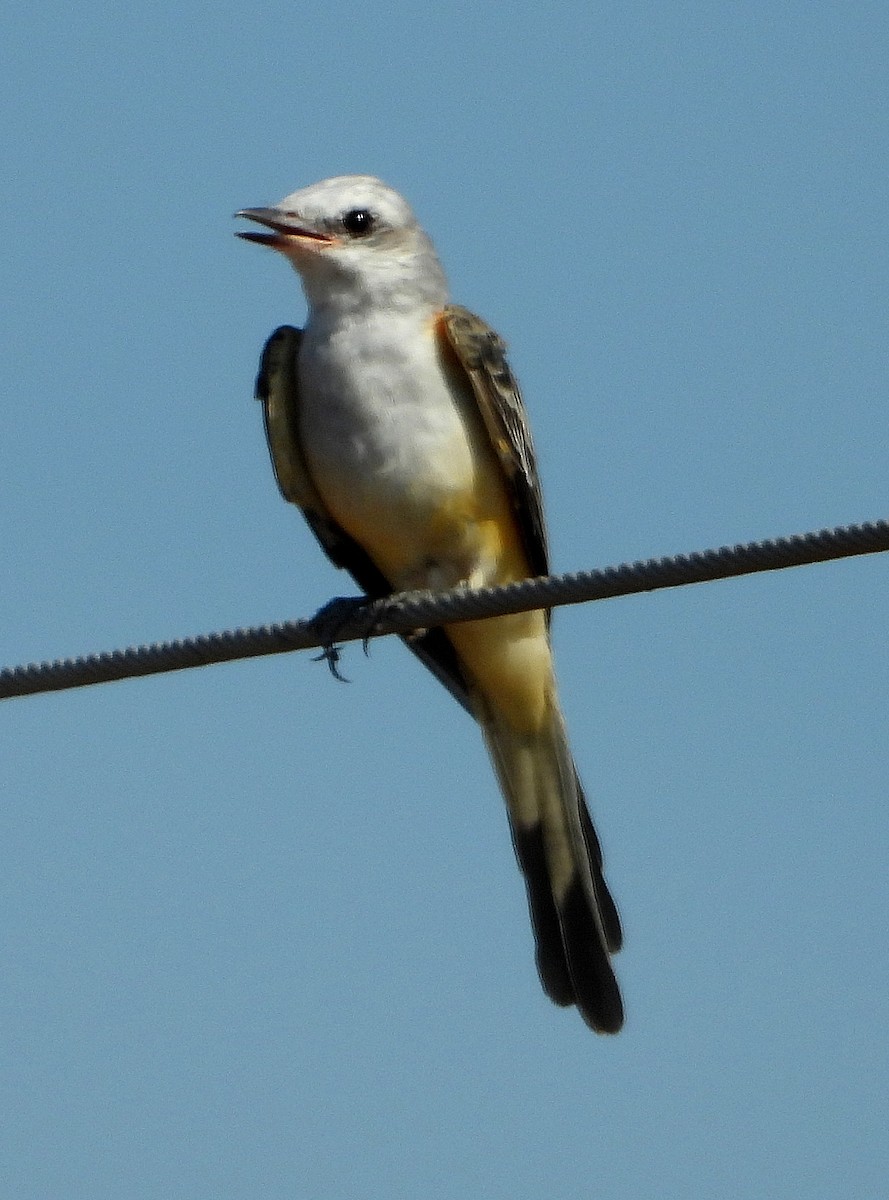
[341,208,375,236]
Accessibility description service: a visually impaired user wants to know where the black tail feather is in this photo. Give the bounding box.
[512,797,624,1034]
[512,823,575,1006]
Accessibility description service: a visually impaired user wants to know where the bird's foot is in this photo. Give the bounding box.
[309,595,392,681]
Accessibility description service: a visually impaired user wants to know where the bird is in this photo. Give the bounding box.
[236,175,624,1032]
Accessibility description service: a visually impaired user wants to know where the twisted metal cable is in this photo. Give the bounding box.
[2,517,887,702]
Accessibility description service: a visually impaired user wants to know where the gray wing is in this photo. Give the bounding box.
[255,325,473,714]
[441,305,550,582]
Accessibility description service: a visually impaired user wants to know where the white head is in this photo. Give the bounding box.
[237,175,449,319]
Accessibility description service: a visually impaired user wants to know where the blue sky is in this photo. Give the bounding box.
[2,3,887,1197]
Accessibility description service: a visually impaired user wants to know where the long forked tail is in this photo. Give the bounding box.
[479,700,624,1034]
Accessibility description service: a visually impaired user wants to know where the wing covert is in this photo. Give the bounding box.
[441,306,549,581]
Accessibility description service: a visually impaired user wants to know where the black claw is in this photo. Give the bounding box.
[312,644,350,683]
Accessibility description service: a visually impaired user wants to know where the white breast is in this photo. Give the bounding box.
[298,311,477,526]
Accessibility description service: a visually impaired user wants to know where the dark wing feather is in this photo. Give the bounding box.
[440,306,549,582]
[255,325,472,713]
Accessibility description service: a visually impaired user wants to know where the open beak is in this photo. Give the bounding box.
[235,208,335,250]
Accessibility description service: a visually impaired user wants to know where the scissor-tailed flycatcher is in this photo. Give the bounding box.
[237,175,623,1032]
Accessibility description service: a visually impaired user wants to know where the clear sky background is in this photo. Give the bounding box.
[2,4,887,1198]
